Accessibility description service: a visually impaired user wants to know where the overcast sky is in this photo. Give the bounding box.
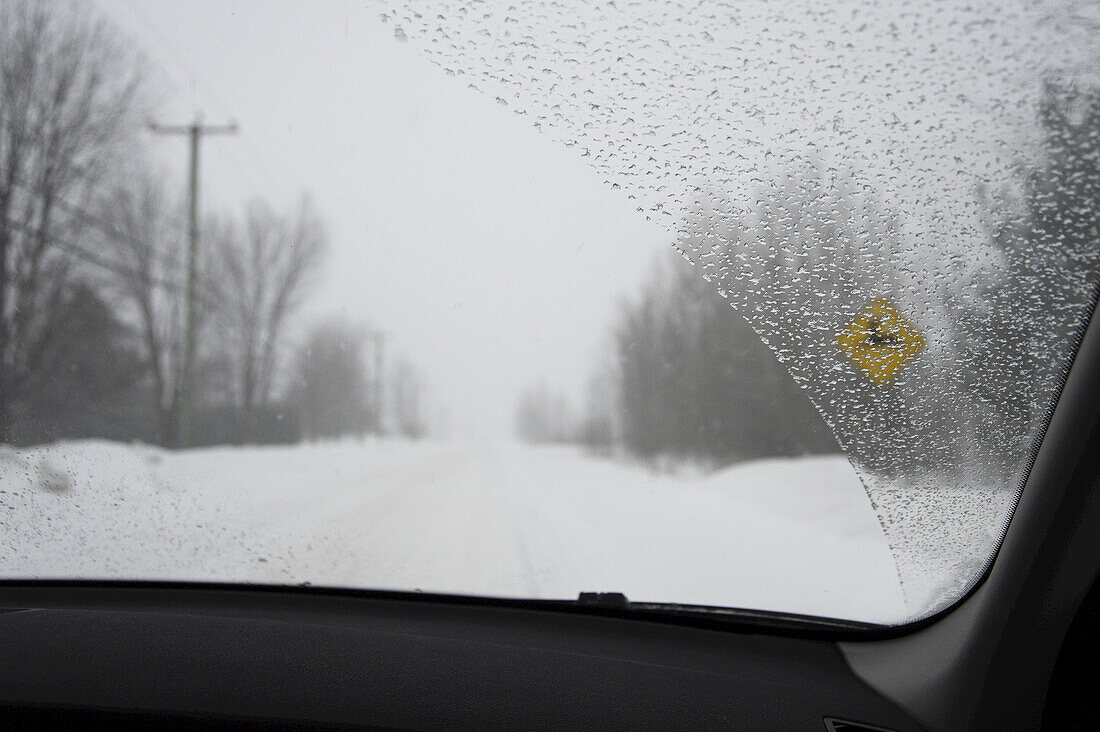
[95,0,673,439]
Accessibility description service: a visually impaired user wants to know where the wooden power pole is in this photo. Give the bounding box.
[371,330,387,435]
[149,117,237,448]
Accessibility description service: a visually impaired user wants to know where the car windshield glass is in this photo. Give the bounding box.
[0,0,1097,626]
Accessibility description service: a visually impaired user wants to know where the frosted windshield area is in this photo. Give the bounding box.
[385,0,1100,618]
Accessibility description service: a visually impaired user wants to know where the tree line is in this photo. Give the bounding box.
[514,252,839,467]
[0,1,426,447]
[517,79,1099,478]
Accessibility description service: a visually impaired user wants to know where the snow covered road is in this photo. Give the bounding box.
[0,440,904,623]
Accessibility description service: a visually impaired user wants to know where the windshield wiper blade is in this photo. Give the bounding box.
[574,592,881,635]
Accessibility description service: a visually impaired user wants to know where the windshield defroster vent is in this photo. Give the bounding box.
[824,717,897,732]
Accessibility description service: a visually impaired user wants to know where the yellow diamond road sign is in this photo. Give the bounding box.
[837,298,925,385]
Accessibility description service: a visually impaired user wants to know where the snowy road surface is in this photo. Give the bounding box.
[0,440,904,623]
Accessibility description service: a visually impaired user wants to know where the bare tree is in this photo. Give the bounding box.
[0,0,144,440]
[218,196,326,433]
[97,182,325,445]
[291,316,370,440]
[95,165,194,445]
[610,246,841,467]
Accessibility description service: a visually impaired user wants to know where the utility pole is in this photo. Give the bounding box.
[370,330,387,435]
[149,117,237,448]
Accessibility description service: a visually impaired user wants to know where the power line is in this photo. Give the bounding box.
[116,0,275,197]
[1,216,191,299]
[5,176,220,303]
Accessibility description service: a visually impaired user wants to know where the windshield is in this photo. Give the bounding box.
[0,0,1097,626]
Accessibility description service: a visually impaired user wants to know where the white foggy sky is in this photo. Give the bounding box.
[95,0,673,438]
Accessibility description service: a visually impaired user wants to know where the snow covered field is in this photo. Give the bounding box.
[0,439,904,623]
